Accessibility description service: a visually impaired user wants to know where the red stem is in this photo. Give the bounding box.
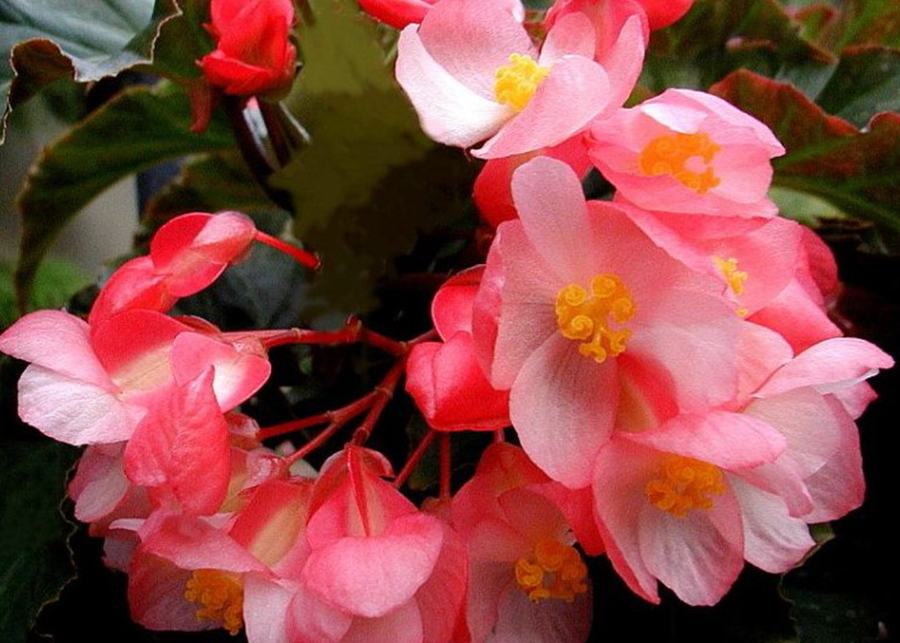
[259,318,409,356]
[351,359,406,445]
[254,230,320,270]
[393,430,437,489]
[279,392,379,465]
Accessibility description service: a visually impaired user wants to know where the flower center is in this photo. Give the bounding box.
[184,569,244,635]
[639,132,721,194]
[712,255,749,317]
[494,53,550,112]
[555,274,635,363]
[515,539,588,602]
[645,455,725,518]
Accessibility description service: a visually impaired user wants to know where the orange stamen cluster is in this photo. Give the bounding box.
[556,274,635,363]
[515,539,589,602]
[645,455,725,517]
[639,132,721,194]
[184,569,244,635]
[495,53,550,112]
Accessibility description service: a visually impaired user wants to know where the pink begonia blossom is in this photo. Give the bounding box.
[471,156,740,488]
[634,0,694,29]
[616,205,842,350]
[406,266,510,431]
[589,88,785,218]
[89,212,257,327]
[452,443,592,643]
[474,135,592,228]
[358,0,523,29]
[0,309,270,446]
[395,0,645,158]
[592,329,892,605]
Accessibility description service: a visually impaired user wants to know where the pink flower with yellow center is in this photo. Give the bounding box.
[588,88,785,218]
[471,156,741,488]
[395,0,644,158]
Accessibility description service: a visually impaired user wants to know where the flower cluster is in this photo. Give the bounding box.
[0,0,894,642]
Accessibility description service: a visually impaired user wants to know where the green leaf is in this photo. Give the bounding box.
[271,0,476,316]
[14,80,233,311]
[0,440,79,643]
[711,69,900,233]
[0,258,89,330]
[0,0,190,143]
[815,46,900,128]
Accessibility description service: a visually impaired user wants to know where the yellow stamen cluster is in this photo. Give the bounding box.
[184,569,244,636]
[639,132,721,194]
[555,274,635,363]
[494,53,550,112]
[515,539,588,602]
[712,255,749,317]
[645,455,725,518]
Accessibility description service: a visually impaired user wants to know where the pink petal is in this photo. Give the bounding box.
[432,266,485,338]
[396,26,511,147]
[492,579,592,643]
[747,279,841,352]
[243,576,297,643]
[736,323,793,401]
[68,444,130,522]
[540,12,596,63]
[415,522,468,643]
[287,579,354,643]
[466,562,514,643]
[729,477,813,573]
[128,551,216,631]
[596,14,646,110]
[511,332,618,488]
[17,365,146,445]
[302,512,444,617]
[88,256,175,326]
[340,600,424,643]
[474,55,610,158]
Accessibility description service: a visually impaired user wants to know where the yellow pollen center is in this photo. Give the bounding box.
[515,539,588,602]
[494,53,550,112]
[712,255,749,317]
[555,274,635,363]
[645,455,725,518]
[184,569,244,635]
[639,132,721,194]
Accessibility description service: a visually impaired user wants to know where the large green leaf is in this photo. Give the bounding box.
[14,80,233,310]
[0,439,79,643]
[270,0,477,317]
[711,69,900,232]
[0,0,197,143]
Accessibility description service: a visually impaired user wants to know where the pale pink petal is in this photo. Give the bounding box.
[0,310,113,387]
[729,477,813,573]
[287,579,354,643]
[627,411,786,470]
[540,12,596,63]
[755,337,893,398]
[128,551,216,631]
[340,600,424,643]
[18,365,146,444]
[416,0,533,98]
[732,456,813,518]
[493,581,592,643]
[833,381,878,420]
[511,332,618,488]
[302,512,443,617]
[467,515,532,562]
[736,323,793,400]
[396,26,511,147]
[68,444,130,522]
[230,480,312,571]
[466,562,513,643]
[243,576,302,643]
[533,482,605,556]
[474,55,610,158]
[747,279,841,352]
[597,14,645,110]
[415,522,468,643]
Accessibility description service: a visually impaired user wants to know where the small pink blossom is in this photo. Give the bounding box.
[395,0,644,158]
[589,88,785,218]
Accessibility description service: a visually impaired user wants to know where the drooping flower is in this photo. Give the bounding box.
[452,443,593,643]
[199,0,298,97]
[395,0,644,158]
[471,156,740,488]
[588,88,785,218]
[406,266,510,431]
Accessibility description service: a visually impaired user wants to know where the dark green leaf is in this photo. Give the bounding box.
[710,69,900,233]
[0,258,89,330]
[815,46,900,128]
[14,80,233,311]
[0,0,188,143]
[0,440,79,643]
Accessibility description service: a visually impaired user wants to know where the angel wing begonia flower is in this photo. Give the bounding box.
[0,309,270,446]
[395,0,645,158]
[471,156,741,488]
[406,266,510,431]
[589,88,785,218]
[453,443,593,643]
[592,327,892,606]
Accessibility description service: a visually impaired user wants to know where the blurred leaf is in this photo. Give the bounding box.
[641,0,834,93]
[0,0,189,143]
[14,80,233,312]
[0,440,79,643]
[271,0,477,317]
[711,69,900,233]
[832,0,900,50]
[815,46,900,128]
[149,0,213,80]
[0,259,89,330]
